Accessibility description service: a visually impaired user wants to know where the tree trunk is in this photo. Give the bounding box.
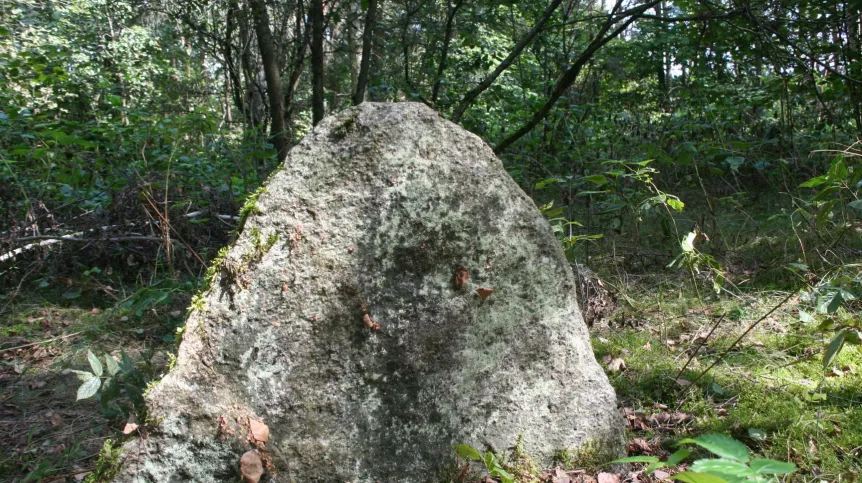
[494,0,659,154]
[250,0,288,161]
[311,0,325,125]
[430,0,464,105]
[353,0,379,105]
[450,0,564,122]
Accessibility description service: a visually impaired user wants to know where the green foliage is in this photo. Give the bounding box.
[73,349,150,418]
[83,439,123,483]
[612,434,796,482]
[453,444,514,483]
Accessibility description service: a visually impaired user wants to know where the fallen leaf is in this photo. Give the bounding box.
[597,472,620,483]
[362,314,380,332]
[626,438,653,454]
[607,358,626,373]
[675,378,692,387]
[454,265,470,290]
[653,470,671,480]
[240,450,264,483]
[123,413,138,435]
[49,411,63,427]
[250,419,269,443]
[552,467,572,483]
[476,287,494,303]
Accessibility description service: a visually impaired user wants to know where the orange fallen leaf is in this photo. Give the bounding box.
[240,450,264,483]
[597,472,620,483]
[122,413,138,435]
[363,314,380,332]
[250,419,269,443]
[476,288,494,303]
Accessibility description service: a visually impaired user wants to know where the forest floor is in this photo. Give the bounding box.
[1,198,860,482]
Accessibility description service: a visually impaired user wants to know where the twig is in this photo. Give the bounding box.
[15,235,166,242]
[0,332,83,353]
[689,292,797,386]
[675,313,726,380]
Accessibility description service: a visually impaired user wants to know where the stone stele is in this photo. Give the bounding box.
[116,102,623,482]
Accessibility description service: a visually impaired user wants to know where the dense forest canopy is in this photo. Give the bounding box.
[1,0,862,481]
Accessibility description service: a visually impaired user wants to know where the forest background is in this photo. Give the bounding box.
[1,0,861,481]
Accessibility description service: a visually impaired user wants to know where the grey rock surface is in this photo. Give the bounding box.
[116,102,623,482]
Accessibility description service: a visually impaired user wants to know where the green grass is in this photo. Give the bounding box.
[592,298,862,481]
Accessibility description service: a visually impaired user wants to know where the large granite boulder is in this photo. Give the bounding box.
[117,103,623,482]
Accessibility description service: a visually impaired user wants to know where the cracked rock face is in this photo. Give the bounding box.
[116,103,623,482]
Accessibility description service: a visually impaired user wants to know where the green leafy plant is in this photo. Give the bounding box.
[71,350,149,417]
[667,230,726,295]
[453,444,515,483]
[612,434,796,482]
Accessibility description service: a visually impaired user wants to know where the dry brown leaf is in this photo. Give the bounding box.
[476,287,494,303]
[250,419,269,443]
[49,411,63,427]
[653,470,671,481]
[454,265,470,290]
[675,378,692,387]
[597,472,620,483]
[240,450,264,483]
[362,314,381,332]
[626,438,653,455]
[607,358,626,373]
[552,467,573,483]
[123,413,138,435]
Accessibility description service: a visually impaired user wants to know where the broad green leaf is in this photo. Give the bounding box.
[681,231,698,252]
[453,444,482,462]
[725,156,745,172]
[817,290,843,314]
[667,448,692,465]
[580,174,609,186]
[848,200,862,215]
[62,289,81,300]
[71,369,94,382]
[827,159,848,180]
[823,329,846,369]
[690,458,756,477]
[484,451,498,470]
[748,458,796,475]
[88,350,103,377]
[799,176,828,188]
[670,471,729,483]
[491,467,514,483]
[105,354,120,376]
[798,311,815,323]
[535,177,563,189]
[611,456,660,464]
[77,377,101,400]
[667,197,685,212]
[677,434,749,462]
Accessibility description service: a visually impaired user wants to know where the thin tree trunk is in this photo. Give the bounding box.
[353,0,379,105]
[431,0,464,105]
[311,0,325,124]
[451,0,564,122]
[494,0,659,154]
[250,0,288,161]
[285,0,310,129]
